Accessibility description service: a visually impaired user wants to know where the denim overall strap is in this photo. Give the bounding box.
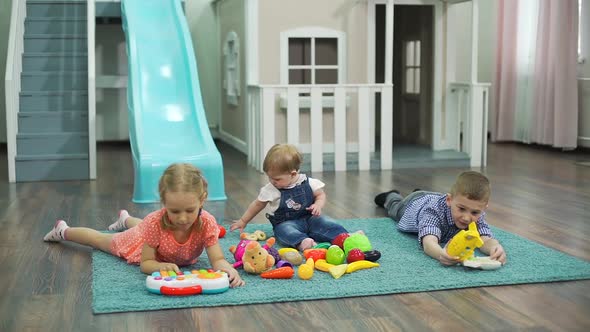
[267,179,314,226]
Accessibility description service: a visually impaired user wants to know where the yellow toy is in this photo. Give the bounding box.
[446,222,484,261]
[297,258,315,280]
[240,230,267,241]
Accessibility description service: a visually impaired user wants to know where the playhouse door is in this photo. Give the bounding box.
[392,5,433,147]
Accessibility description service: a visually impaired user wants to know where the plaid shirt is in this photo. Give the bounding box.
[397,193,493,246]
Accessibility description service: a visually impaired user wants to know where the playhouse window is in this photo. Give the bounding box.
[403,40,421,94]
[287,37,339,85]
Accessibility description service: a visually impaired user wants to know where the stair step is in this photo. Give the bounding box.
[20,90,88,111]
[25,17,87,35]
[15,154,89,182]
[17,132,89,155]
[24,35,87,53]
[27,1,87,19]
[23,52,88,71]
[16,153,88,161]
[18,111,88,133]
[21,71,88,91]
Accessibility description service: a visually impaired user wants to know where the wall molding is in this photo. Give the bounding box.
[218,128,248,154]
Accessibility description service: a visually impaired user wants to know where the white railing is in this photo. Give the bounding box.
[4,0,26,183]
[88,0,96,179]
[247,84,393,172]
[447,82,491,167]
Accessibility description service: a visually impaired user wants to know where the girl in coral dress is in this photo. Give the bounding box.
[44,163,244,288]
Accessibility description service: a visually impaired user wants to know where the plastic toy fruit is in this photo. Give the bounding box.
[363,250,381,262]
[332,233,350,249]
[303,248,327,262]
[278,247,298,256]
[217,225,226,238]
[298,258,315,280]
[346,248,365,263]
[343,233,372,255]
[313,242,331,249]
[326,245,346,265]
[314,259,336,272]
[345,260,379,273]
[276,260,293,268]
[328,264,348,279]
[281,251,303,265]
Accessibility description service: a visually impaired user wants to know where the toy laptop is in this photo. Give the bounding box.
[146,269,230,295]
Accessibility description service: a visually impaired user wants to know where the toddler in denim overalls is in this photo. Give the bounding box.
[230,144,362,251]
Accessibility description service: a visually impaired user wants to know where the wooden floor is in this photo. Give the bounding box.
[0,141,589,331]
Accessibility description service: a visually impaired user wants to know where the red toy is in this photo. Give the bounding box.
[217,225,226,238]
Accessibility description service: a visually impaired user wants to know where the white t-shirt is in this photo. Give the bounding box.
[257,174,325,216]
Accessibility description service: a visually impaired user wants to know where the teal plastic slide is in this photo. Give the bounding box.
[121,0,226,203]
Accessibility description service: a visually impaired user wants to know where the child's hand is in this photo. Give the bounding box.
[230,219,246,233]
[158,262,181,274]
[488,243,507,264]
[222,267,245,287]
[438,251,462,266]
[306,204,322,216]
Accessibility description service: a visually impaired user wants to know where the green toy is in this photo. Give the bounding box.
[343,233,372,255]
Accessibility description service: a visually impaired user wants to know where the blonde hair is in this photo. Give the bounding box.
[263,144,302,174]
[158,163,208,230]
[450,171,491,202]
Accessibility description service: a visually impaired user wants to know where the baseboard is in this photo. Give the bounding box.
[578,136,590,148]
[217,128,247,154]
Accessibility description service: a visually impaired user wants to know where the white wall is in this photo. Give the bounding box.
[447,0,496,84]
[186,0,221,134]
[477,0,496,84]
[447,1,472,83]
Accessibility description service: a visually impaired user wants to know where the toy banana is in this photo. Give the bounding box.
[314,259,336,272]
[446,221,484,261]
[345,260,379,273]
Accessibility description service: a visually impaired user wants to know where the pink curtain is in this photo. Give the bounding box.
[491,0,519,142]
[531,1,579,148]
[492,0,579,148]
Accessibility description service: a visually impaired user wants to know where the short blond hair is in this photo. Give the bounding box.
[158,163,208,230]
[263,144,302,174]
[450,171,491,202]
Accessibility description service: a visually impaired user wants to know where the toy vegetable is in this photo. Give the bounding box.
[260,266,294,279]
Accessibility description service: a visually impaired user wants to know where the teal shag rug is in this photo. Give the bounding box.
[92,218,590,314]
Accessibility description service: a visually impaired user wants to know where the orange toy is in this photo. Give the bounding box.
[260,266,294,279]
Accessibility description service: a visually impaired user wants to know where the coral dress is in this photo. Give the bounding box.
[110,208,220,266]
